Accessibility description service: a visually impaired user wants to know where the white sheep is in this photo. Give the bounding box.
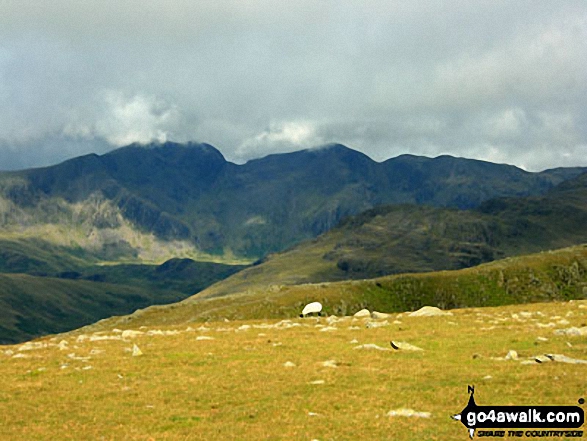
[300,301,323,318]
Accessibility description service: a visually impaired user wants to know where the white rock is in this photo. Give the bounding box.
[237,325,251,331]
[309,380,325,385]
[408,306,453,317]
[354,309,371,318]
[283,361,296,368]
[12,353,30,359]
[554,326,587,336]
[321,360,339,368]
[354,343,390,351]
[371,311,390,319]
[387,408,431,418]
[57,340,69,350]
[196,336,215,341]
[320,326,337,332]
[366,320,389,329]
[547,354,587,364]
[132,344,143,357]
[121,330,144,339]
[505,350,518,361]
[390,341,424,351]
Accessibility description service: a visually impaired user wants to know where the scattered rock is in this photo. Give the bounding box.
[12,353,30,359]
[366,320,389,329]
[371,311,390,319]
[309,380,325,385]
[483,375,493,380]
[354,309,371,318]
[387,408,431,418]
[408,306,453,317]
[283,361,296,368]
[320,326,337,332]
[237,325,251,331]
[554,326,587,336]
[390,341,423,351]
[354,344,390,351]
[308,412,320,417]
[57,340,69,350]
[196,336,215,341]
[132,344,143,357]
[546,354,587,365]
[349,339,359,344]
[536,337,548,342]
[121,330,144,339]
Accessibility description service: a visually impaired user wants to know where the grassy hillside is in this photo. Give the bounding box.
[88,244,587,331]
[1,299,586,440]
[0,241,247,344]
[0,274,189,345]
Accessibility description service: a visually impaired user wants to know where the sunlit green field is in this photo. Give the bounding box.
[1,300,586,440]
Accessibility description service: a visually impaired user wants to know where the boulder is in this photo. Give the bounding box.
[354,309,371,318]
[371,311,390,319]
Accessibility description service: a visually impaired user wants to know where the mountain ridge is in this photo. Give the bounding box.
[1,141,583,261]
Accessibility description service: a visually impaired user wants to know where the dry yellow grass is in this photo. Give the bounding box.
[1,300,586,440]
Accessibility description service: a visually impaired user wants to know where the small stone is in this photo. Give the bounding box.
[132,344,143,357]
[390,341,423,351]
[320,326,337,332]
[483,375,493,380]
[196,336,215,341]
[309,380,325,385]
[321,360,338,368]
[354,343,390,351]
[366,320,389,329]
[283,361,296,368]
[121,330,144,339]
[505,350,518,361]
[387,408,431,418]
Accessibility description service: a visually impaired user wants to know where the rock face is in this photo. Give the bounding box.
[408,306,453,317]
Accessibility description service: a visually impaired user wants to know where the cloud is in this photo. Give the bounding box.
[0,1,586,171]
[63,91,183,146]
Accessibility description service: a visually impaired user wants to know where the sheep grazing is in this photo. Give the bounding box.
[300,301,323,318]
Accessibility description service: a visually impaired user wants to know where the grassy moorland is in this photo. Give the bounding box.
[1,299,586,440]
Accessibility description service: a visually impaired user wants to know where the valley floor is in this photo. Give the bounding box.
[1,300,586,440]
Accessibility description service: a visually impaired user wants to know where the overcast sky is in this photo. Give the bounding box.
[0,1,586,171]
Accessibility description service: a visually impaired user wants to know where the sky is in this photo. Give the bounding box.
[0,1,586,172]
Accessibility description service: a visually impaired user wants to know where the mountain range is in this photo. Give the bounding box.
[1,141,584,261]
[1,141,586,343]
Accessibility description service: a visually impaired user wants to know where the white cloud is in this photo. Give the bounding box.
[63,91,182,146]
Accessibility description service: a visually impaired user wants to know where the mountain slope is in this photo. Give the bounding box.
[0,256,247,344]
[190,172,587,300]
[1,142,583,260]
